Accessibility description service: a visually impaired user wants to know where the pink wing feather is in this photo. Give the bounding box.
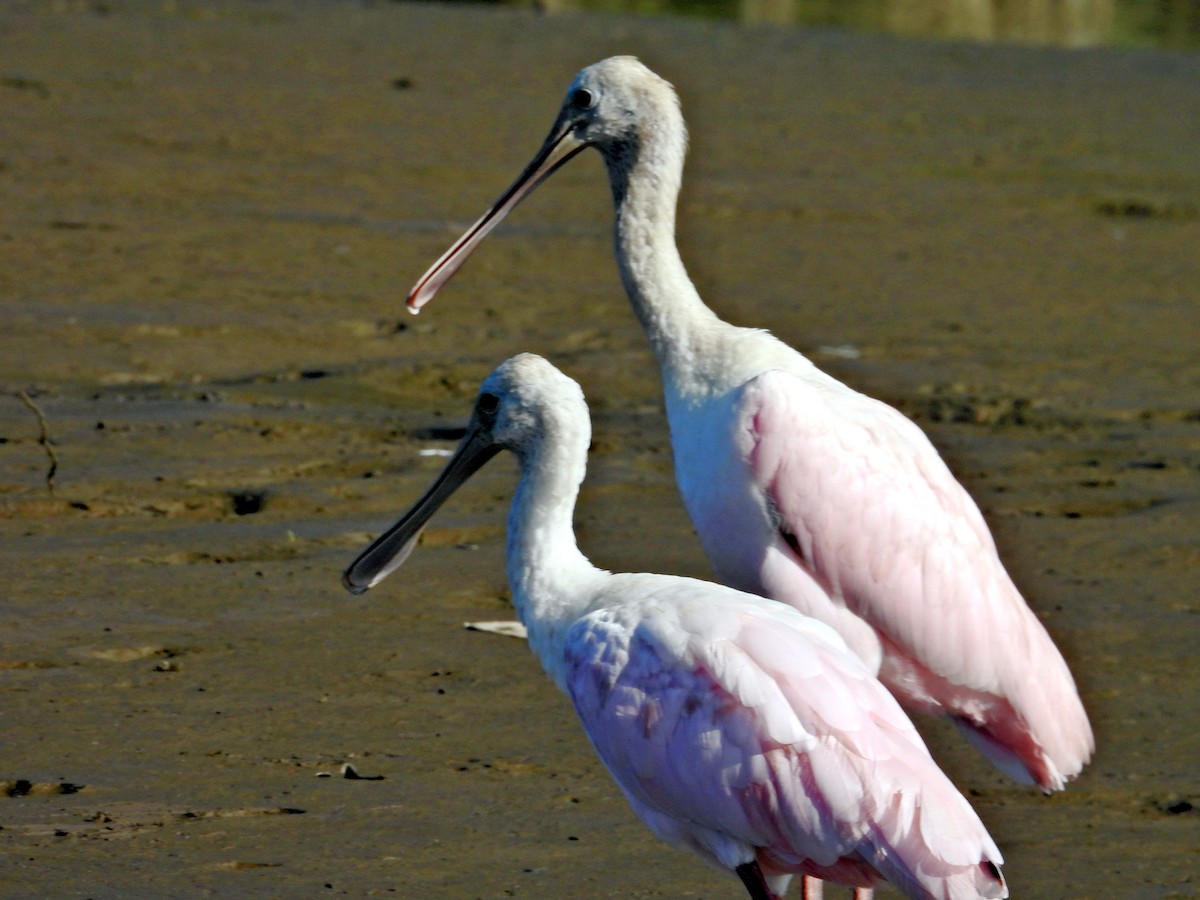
[563,584,1007,898]
[737,369,1093,790]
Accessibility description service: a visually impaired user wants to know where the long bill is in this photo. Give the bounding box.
[342,424,501,595]
[406,112,588,314]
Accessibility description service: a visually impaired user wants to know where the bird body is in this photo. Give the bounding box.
[404,57,1093,792]
[343,354,1008,899]
[566,582,1006,899]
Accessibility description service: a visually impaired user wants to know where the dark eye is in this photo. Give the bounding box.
[570,87,593,110]
[477,392,500,417]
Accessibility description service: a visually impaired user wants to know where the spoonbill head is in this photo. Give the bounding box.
[342,354,1008,900]
[407,56,684,315]
[398,58,1094,794]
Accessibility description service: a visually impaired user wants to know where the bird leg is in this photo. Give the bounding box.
[798,879,871,900]
[736,861,779,900]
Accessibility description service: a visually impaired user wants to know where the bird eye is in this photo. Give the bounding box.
[477,392,500,417]
[570,87,593,110]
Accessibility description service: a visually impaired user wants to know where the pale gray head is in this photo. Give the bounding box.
[407,57,686,313]
[474,353,589,460]
[342,354,588,594]
[558,56,685,162]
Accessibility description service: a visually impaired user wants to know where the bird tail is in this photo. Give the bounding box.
[859,768,1009,900]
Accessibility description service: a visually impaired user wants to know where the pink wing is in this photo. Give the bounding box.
[563,583,1007,898]
[737,369,1093,790]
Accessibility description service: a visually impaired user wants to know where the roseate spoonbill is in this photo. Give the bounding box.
[343,354,1008,900]
[403,57,1093,792]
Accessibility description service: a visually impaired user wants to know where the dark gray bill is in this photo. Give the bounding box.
[342,426,501,594]
[406,114,587,313]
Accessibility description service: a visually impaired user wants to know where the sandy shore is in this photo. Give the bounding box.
[2,1,1198,896]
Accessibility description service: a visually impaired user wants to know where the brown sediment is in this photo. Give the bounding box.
[1,1,1197,895]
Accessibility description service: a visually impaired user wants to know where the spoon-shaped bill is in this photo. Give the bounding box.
[342,425,501,594]
[406,114,587,314]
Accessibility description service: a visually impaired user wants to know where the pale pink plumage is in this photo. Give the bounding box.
[402,56,1093,793]
[567,587,1008,899]
[344,354,1008,899]
[680,366,1093,790]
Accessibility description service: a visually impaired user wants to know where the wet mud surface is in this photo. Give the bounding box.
[1,1,1198,896]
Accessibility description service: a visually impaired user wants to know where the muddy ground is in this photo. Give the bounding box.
[1,1,1198,897]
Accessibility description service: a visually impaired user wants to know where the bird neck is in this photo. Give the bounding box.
[604,133,725,390]
[505,424,599,682]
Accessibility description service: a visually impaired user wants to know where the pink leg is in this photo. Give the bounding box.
[800,880,871,900]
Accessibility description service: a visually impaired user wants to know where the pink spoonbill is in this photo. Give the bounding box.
[403,57,1093,793]
[343,353,1008,900]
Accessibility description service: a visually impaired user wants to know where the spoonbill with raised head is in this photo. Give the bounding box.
[403,57,1093,793]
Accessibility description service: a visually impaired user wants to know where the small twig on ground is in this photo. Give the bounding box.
[17,390,58,494]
